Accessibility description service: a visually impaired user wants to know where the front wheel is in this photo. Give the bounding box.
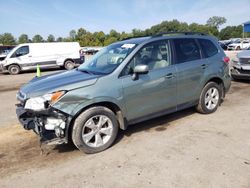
[8,64,21,75]
[64,60,75,70]
[72,106,119,154]
[196,82,222,114]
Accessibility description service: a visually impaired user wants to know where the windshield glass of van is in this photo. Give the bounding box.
[78,43,137,74]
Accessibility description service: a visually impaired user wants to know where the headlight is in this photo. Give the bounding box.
[24,91,66,111]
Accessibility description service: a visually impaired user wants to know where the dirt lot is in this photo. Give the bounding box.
[0,68,250,187]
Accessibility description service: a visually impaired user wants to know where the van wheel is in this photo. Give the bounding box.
[64,60,75,70]
[72,106,119,154]
[8,65,20,75]
[196,82,222,114]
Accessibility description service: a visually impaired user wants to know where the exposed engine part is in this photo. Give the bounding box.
[44,117,66,130]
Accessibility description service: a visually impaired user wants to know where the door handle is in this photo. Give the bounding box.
[165,73,174,79]
[28,55,32,57]
[201,64,208,69]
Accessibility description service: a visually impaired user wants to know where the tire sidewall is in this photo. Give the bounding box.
[199,82,221,114]
[72,107,119,154]
[8,65,20,75]
[64,60,74,70]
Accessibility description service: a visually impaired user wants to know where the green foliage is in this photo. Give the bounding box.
[0,33,16,45]
[69,30,76,41]
[56,37,63,42]
[18,34,29,44]
[47,34,55,42]
[206,16,227,29]
[219,25,248,40]
[32,34,44,43]
[0,17,246,46]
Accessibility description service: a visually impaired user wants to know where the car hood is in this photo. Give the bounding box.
[19,69,102,99]
[237,50,250,59]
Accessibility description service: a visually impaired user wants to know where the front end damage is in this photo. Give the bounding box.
[231,53,250,80]
[16,92,72,145]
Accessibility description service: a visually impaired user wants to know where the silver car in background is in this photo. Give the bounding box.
[231,50,250,80]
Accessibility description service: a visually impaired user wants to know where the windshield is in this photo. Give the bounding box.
[78,43,137,74]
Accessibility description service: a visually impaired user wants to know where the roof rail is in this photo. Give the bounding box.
[152,32,207,37]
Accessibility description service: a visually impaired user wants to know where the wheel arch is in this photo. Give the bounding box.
[6,63,21,69]
[6,63,22,74]
[64,58,75,65]
[68,101,127,141]
[204,77,225,98]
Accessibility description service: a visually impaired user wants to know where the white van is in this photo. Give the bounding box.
[0,42,83,74]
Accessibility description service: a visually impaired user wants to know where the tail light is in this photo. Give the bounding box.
[223,56,230,64]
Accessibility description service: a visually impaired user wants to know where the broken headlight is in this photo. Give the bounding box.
[24,91,66,111]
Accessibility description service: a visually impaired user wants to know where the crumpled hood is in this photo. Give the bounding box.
[19,69,102,99]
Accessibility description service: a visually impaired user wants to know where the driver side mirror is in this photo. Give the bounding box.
[132,64,149,80]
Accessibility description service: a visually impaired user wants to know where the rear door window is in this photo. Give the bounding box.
[173,39,201,64]
[198,39,218,58]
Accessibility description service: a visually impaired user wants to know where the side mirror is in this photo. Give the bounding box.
[132,64,149,80]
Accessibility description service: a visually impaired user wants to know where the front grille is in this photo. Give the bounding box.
[238,69,250,74]
[240,58,250,64]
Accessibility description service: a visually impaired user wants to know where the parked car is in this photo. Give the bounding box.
[0,49,12,61]
[231,50,250,80]
[16,32,231,154]
[0,42,82,75]
[227,40,250,51]
[218,41,228,50]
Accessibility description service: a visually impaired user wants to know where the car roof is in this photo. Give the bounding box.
[116,33,217,46]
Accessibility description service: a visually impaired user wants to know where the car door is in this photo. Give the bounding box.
[120,40,177,122]
[9,46,30,67]
[172,38,208,108]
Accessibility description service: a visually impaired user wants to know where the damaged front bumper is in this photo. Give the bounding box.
[16,104,71,145]
[231,61,250,80]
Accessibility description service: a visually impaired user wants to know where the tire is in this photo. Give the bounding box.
[8,64,21,75]
[64,60,75,70]
[196,82,222,114]
[72,106,119,154]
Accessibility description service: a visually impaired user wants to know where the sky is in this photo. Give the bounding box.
[0,0,250,39]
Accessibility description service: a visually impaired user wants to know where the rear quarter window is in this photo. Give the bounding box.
[198,39,218,58]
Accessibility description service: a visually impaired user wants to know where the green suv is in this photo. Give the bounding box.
[16,32,231,153]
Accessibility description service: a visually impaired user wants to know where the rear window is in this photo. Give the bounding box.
[198,39,218,58]
[173,39,201,64]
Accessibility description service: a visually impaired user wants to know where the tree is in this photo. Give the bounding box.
[219,25,244,40]
[104,37,117,46]
[0,33,16,45]
[18,34,29,44]
[56,37,63,42]
[69,30,76,41]
[32,34,44,42]
[47,34,55,42]
[206,16,227,29]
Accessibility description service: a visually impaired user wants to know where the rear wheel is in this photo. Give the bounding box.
[64,60,75,70]
[196,82,222,114]
[8,64,21,75]
[72,106,119,154]
[236,46,241,50]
